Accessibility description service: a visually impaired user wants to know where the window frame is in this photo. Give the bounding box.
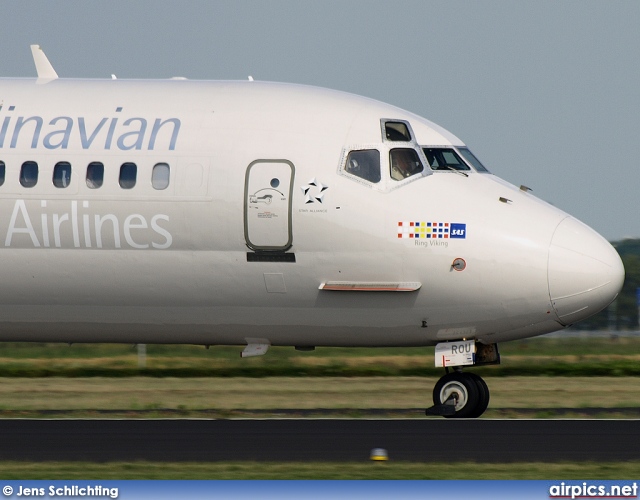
[380,119,414,142]
[53,161,72,188]
[119,162,137,189]
[151,162,171,190]
[86,162,104,189]
[389,148,424,181]
[457,147,490,173]
[20,161,39,188]
[422,147,471,172]
[343,149,382,184]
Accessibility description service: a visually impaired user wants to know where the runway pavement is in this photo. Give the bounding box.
[1,419,638,462]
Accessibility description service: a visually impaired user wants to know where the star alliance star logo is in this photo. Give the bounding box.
[301,178,328,204]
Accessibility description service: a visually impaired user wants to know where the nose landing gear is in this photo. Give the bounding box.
[426,340,498,418]
[428,371,490,418]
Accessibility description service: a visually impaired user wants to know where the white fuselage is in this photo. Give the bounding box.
[0,78,624,347]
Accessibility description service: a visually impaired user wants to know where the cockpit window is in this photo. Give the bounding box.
[345,149,381,183]
[390,148,423,181]
[458,148,490,173]
[384,121,412,141]
[423,148,470,172]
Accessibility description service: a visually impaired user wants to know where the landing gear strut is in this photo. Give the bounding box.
[429,371,490,418]
[426,340,499,418]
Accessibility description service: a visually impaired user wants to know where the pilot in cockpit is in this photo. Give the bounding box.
[390,149,422,181]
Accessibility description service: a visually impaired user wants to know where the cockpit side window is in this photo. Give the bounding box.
[390,148,424,181]
[458,148,490,173]
[384,121,412,142]
[344,149,381,183]
[423,148,470,171]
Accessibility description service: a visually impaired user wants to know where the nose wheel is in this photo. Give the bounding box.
[430,372,490,418]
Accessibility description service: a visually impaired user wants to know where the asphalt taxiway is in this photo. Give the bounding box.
[1,419,638,462]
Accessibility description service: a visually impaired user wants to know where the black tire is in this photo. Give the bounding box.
[432,372,480,419]
[465,372,490,418]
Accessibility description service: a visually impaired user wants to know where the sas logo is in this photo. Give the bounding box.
[397,221,466,239]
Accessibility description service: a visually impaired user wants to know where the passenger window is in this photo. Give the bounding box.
[53,161,72,188]
[20,161,38,188]
[0,161,5,186]
[86,162,104,189]
[345,149,381,183]
[423,148,470,171]
[152,163,170,190]
[119,162,137,189]
[384,122,412,141]
[390,148,423,181]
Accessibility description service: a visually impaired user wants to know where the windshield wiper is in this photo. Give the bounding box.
[445,166,469,177]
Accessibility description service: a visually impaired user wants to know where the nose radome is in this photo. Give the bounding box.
[548,217,625,326]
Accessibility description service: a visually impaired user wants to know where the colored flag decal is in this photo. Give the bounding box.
[397,222,466,239]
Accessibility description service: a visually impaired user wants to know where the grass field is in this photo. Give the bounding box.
[0,376,638,418]
[1,460,640,479]
[0,335,638,377]
[0,336,637,417]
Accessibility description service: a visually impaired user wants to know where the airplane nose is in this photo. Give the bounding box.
[548,217,625,326]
